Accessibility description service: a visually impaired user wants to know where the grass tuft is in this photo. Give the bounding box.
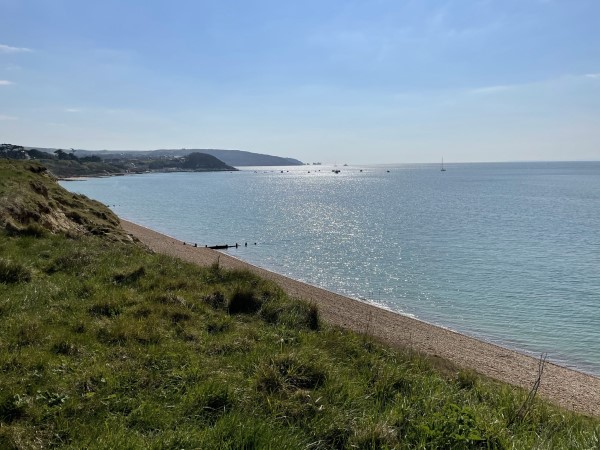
[0,393,25,423]
[227,285,262,314]
[112,266,145,285]
[89,301,122,318]
[255,353,326,394]
[202,290,226,309]
[51,340,80,356]
[184,382,234,425]
[456,369,479,390]
[21,223,47,237]
[45,250,93,274]
[0,258,32,284]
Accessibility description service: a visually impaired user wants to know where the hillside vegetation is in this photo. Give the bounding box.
[1,144,236,178]
[0,160,128,241]
[71,148,304,166]
[0,160,598,449]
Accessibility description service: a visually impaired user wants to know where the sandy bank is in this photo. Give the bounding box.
[121,219,600,417]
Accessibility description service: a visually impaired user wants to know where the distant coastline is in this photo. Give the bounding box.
[1,143,304,178]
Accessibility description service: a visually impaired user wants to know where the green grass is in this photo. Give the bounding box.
[0,160,599,448]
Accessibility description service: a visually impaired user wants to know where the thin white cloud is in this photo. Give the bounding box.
[66,108,83,113]
[0,44,32,53]
[0,80,14,85]
[468,73,598,96]
[425,3,504,40]
[3,63,22,71]
[469,84,515,95]
[0,114,18,120]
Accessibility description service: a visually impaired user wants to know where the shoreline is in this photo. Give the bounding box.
[121,218,600,417]
[57,168,238,182]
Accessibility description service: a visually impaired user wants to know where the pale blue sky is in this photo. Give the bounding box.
[1,0,599,163]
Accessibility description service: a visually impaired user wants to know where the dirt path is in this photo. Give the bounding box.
[122,219,600,417]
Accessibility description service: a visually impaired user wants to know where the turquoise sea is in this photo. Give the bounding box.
[61,162,600,375]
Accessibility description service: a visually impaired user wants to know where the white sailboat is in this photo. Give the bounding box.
[441,157,446,172]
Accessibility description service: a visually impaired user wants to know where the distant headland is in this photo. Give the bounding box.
[0,143,304,178]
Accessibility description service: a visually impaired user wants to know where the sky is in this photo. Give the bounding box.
[1,0,599,164]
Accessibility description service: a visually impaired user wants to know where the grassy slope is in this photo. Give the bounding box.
[39,159,124,179]
[0,160,598,449]
[0,160,128,241]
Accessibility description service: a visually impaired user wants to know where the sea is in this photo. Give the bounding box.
[60,162,600,376]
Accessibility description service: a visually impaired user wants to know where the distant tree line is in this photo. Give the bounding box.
[1,144,234,176]
[1,144,102,163]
